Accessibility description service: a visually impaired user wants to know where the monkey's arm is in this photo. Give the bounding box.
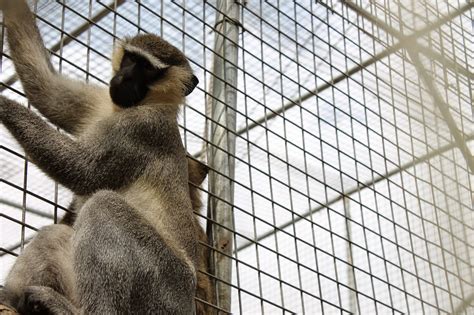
[0,96,140,195]
[1,0,109,135]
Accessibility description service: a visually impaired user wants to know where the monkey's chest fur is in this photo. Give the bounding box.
[73,105,196,265]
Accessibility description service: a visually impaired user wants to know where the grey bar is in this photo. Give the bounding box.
[207,0,241,312]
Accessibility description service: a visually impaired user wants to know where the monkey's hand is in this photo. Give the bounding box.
[0,94,81,189]
[0,95,141,195]
[1,0,106,135]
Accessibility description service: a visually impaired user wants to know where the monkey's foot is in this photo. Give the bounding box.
[0,303,18,314]
[18,286,56,315]
[18,286,78,315]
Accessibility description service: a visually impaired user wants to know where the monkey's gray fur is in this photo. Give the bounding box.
[0,225,77,313]
[0,0,205,313]
[0,160,215,315]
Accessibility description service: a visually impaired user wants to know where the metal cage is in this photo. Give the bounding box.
[1,1,472,314]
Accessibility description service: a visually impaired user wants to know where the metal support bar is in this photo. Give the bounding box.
[452,292,474,315]
[0,198,54,220]
[207,0,241,311]
[342,0,474,173]
[342,1,472,78]
[235,3,473,134]
[0,15,3,72]
[193,1,470,161]
[236,136,473,252]
[408,49,474,173]
[415,44,473,80]
[343,196,358,314]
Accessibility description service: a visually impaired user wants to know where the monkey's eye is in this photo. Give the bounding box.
[140,59,154,70]
[137,58,167,80]
[143,65,167,82]
[130,55,153,71]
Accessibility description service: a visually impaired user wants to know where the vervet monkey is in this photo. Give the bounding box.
[0,0,213,313]
[0,159,216,314]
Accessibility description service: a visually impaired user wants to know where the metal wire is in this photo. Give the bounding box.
[0,1,472,314]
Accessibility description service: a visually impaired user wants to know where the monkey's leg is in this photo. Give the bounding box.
[1,0,109,134]
[0,96,141,195]
[73,190,196,314]
[1,225,77,314]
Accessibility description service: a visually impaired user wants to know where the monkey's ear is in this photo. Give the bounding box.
[184,75,199,96]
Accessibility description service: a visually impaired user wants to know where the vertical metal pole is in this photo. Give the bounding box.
[343,196,357,314]
[207,0,241,312]
[0,16,3,73]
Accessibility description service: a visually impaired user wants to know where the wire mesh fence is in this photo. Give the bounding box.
[0,0,472,314]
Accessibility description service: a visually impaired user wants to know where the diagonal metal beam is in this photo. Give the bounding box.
[342,1,472,78]
[452,292,474,315]
[0,198,55,220]
[342,0,474,173]
[415,44,473,80]
[236,136,473,252]
[408,49,474,173]
[236,2,473,135]
[194,1,471,159]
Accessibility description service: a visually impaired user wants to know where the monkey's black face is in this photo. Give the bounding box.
[110,52,166,108]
